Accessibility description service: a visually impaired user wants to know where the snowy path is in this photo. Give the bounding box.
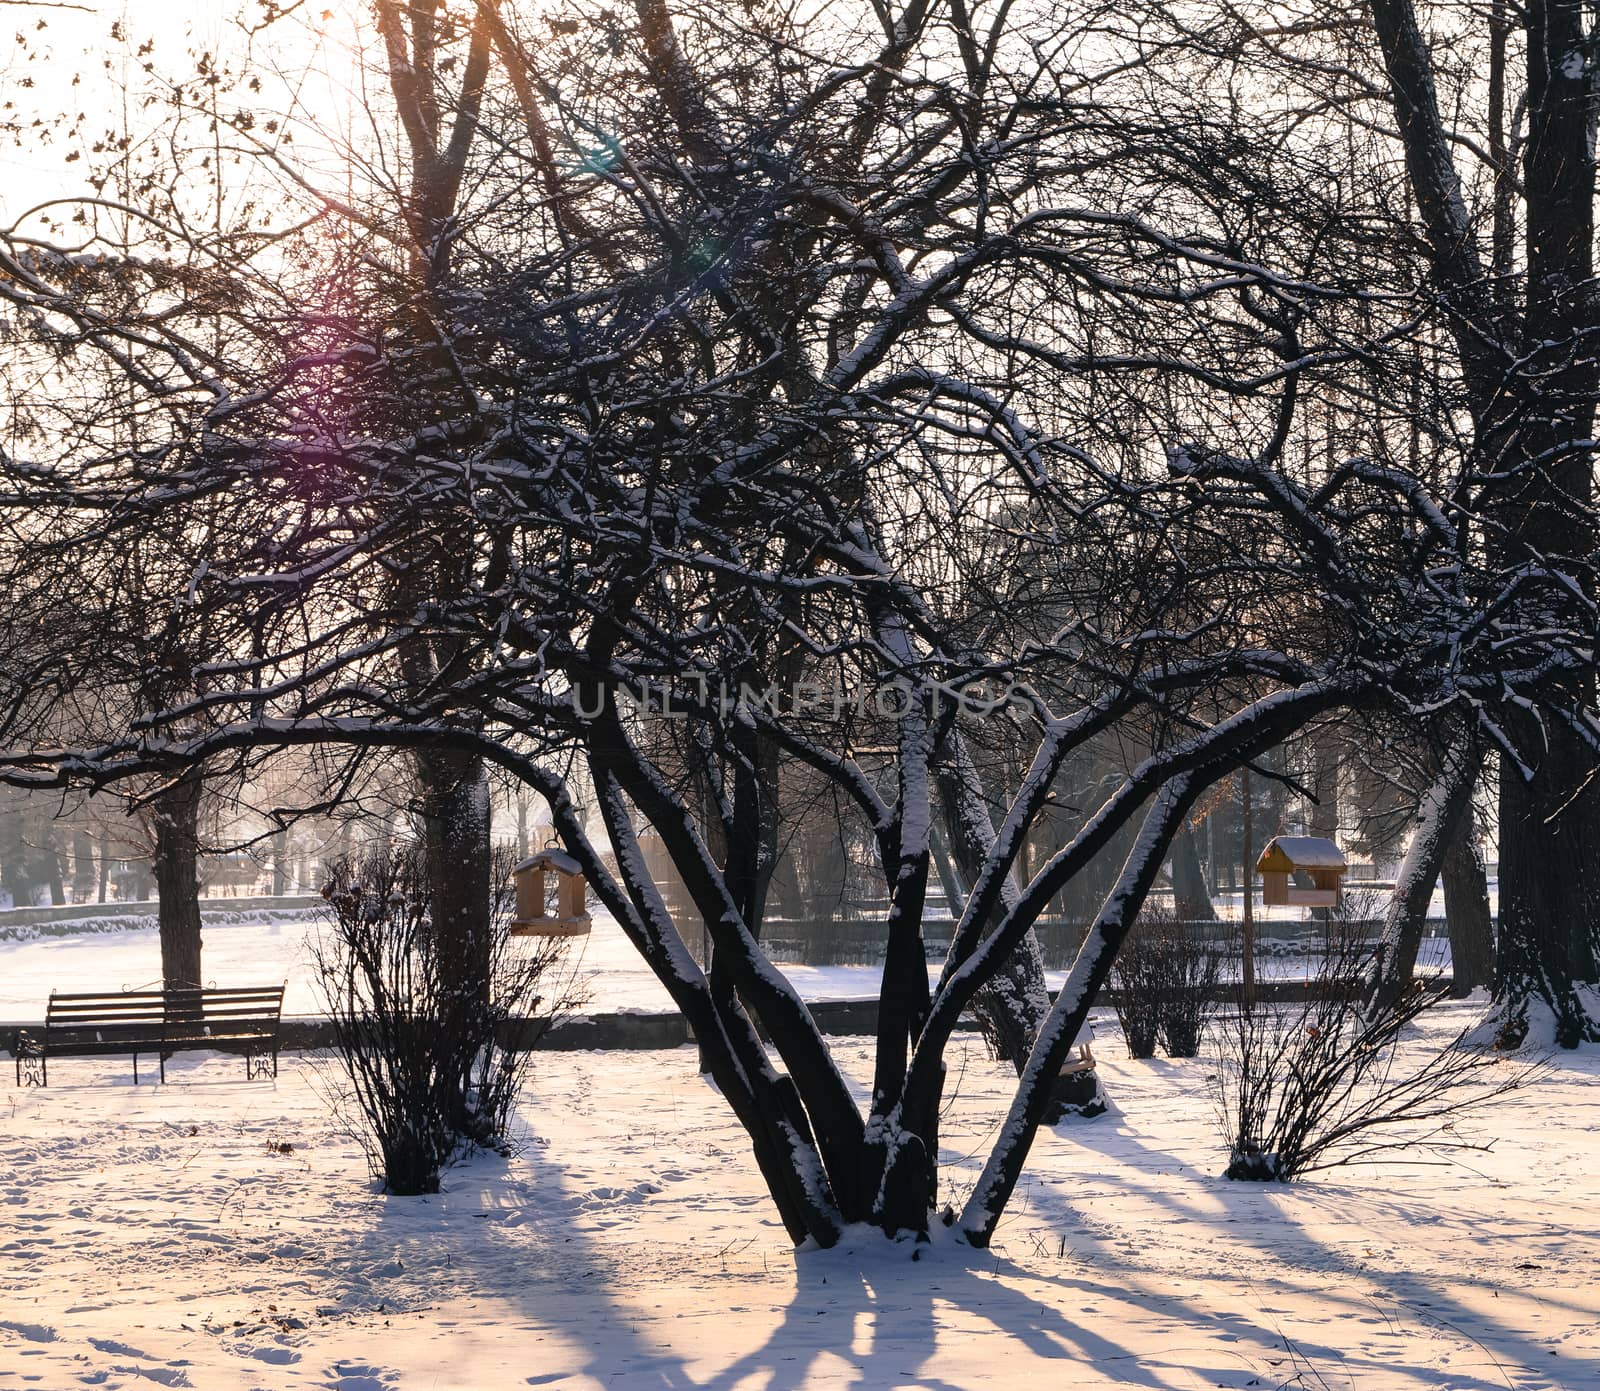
[1,1013,1595,1388]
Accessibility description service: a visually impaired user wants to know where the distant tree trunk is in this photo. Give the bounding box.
[1309,731,1340,840]
[72,827,96,903]
[1240,769,1255,1001]
[271,833,290,895]
[928,820,965,913]
[96,834,110,902]
[36,826,66,906]
[1170,823,1217,921]
[0,803,36,908]
[152,768,204,990]
[766,841,802,921]
[1442,811,1495,997]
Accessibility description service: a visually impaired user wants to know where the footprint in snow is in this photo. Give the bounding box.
[108,1365,192,1388]
[582,1182,661,1207]
[89,1337,155,1359]
[321,1362,396,1391]
[0,1318,57,1343]
[222,1327,305,1367]
[249,1346,302,1365]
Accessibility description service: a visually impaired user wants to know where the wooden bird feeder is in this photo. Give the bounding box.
[511,847,591,936]
[1256,835,1346,909]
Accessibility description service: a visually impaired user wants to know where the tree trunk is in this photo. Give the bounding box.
[586,722,861,1236]
[1170,822,1217,921]
[1490,0,1600,1046]
[1496,737,1600,1044]
[934,744,1074,1124]
[1441,810,1495,997]
[416,747,494,1142]
[928,819,965,917]
[1370,747,1475,1010]
[416,747,493,1007]
[1369,0,1600,1046]
[152,769,204,990]
[961,773,1203,1246]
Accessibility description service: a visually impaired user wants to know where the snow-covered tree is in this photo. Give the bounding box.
[0,0,1595,1247]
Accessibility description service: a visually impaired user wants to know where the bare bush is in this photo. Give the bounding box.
[1156,918,1223,1058]
[1215,935,1537,1181]
[1110,910,1222,1059]
[313,845,585,1195]
[1110,924,1163,1059]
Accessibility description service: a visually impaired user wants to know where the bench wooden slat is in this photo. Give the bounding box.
[18,983,285,1085]
[47,991,284,1008]
[48,1001,173,1015]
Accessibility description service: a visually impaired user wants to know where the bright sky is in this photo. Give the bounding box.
[2,0,370,242]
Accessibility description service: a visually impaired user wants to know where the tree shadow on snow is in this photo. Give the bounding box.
[1008,1101,1593,1391]
[423,1048,1595,1391]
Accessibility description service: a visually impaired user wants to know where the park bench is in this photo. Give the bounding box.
[12,984,285,1086]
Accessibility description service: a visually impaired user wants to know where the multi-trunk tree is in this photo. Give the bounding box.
[0,0,1595,1250]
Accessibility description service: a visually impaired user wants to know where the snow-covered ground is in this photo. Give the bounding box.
[0,906,1451,1023]
[0,908,889,1019]
[1,1006,1594,1389]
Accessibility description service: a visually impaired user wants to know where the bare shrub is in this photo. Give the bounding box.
[1215,935,1538,1181]
[1110,909,1221,1058]
[1110,923,1163,1059]
[313,844,586,1195]
[1155,916,1222,1057]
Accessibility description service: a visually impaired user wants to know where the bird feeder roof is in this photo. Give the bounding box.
[1256,835,1346,873]
[513,847,583,876]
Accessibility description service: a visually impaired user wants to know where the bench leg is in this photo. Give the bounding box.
[133,1053,139,1085]
[246,1048,277,1081]
[16,1052,45,1087]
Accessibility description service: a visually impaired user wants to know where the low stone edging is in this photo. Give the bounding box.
[5,979,1444,1058]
